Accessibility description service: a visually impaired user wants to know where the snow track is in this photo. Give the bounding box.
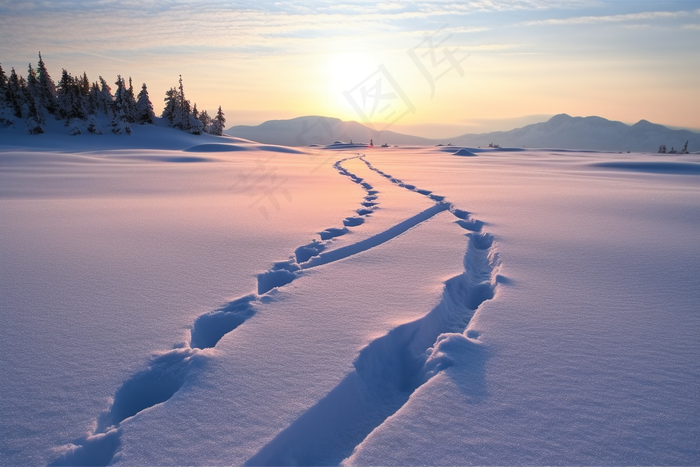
[246,231,499,466]
[245,156,499,466]
[49,153,500,466]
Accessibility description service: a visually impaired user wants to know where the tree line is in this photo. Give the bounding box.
[0,53,225,136]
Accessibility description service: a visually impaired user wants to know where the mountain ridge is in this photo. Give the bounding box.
[226,114,700,152]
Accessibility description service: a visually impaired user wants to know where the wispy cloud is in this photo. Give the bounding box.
[525,9,700,26]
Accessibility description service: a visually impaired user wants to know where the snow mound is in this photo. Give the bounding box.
[124,155,212,163]
[323,142,372,149]
[183,144,249,152]
[453,148,478,157]
[184,143,305,154]
[591,161,700,175]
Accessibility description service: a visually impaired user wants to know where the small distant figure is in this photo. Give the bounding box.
[350,139,353,144]
[669,146,677,154]
[370,139,373,147]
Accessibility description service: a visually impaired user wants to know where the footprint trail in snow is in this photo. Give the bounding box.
[246,155,500,466]
[49,153,500,466]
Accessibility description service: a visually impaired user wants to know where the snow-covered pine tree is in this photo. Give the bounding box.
[56,69,72,121]
[172,75,191,131]
[198,109,212,134]
[189,103,203,134]
[0,64,13,126]
[6,68,26,119]
[72,75,87,121]
[26,63,39,101]
[78,72,90,97]
[87,81,100,115]
[77,72,91,116]
[112,75,127,121]
[25,63,46,125]
[0,63,7,101]
[25,98,45,134]
[108,111,122,134]
[124,77,137,123]
[56,69,85,122]
[97,76,113,114]
[86,113,102,134]
[135,82,155,124]
[211,105,226,136]
[36,53,57,115]
[162,87,178,125]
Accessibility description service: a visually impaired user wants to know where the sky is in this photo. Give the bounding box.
[1,0,699,136]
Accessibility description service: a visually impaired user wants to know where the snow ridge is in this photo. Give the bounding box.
[245,155,500,466]
[48,154,412,466]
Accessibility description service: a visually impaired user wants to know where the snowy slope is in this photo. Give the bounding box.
[1,125,699,465]
[0,116,255,151]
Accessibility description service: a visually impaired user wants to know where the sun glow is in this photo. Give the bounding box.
[323,52,384,121]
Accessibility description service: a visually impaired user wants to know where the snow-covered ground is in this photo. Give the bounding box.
[1,126,699,465]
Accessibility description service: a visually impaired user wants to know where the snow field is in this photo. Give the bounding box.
[344,147,700,465]
[2,130,699,465]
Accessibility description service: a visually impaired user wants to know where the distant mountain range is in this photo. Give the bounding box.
[226,116,433,147]
[226,114,699,152]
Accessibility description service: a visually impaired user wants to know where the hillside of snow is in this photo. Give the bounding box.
[1,124,699,465]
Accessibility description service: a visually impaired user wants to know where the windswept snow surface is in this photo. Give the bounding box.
[1,127,699,465]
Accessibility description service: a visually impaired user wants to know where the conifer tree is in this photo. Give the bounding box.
[162,87,178,125]
[97,76,113,114]
[6,68,26,118]
[87,81,100,115]
[25,97,44,134]
[124,77,137,123]
[135,82,155,124]
[25,63,46,124]
[112,75,126,120]
[79,72,90,97]
[56,69,71,119]
[173,75,191,131]
[190,103,203,134]
[26,64,38,94]
[0,63,7,99]
[211,106,226,136]
[57,69,83,121]
[198,109,212,133]
[36,52,57,115]
[26,64,40,103]
[75,72,90,116]
[0,63,13,124]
